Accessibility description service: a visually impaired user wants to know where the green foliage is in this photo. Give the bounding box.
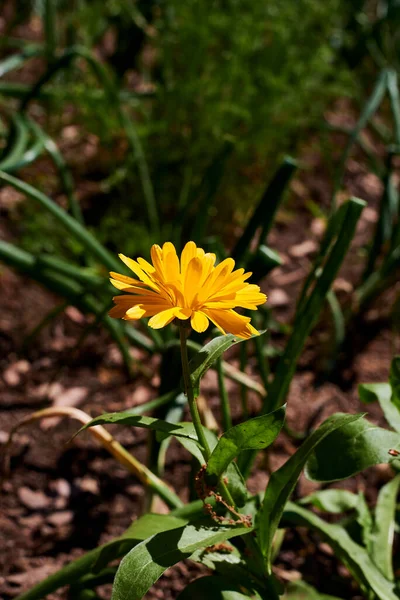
[205,407,286,486]
[111,522,253,600]
[257,413,363,573]
[284,503,399,600]
[305,415,400,482]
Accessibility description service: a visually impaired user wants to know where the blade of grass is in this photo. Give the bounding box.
[28,118,84,224]
[0,114,29,170]
[387,69,400,146]
[268,198,365,412]
[19,46,159,234]
[238,199,365,477]
[363,151,398,279]
[0,46,42,77]
[189,140,234,244]
[333,69,388,205]
[43,0,57,63]
[0,171,120,271]
[232,157,297,265]
[0,240,143,367]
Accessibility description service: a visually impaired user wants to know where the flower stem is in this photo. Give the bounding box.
[179,326,211,461]
[216,357,232,431]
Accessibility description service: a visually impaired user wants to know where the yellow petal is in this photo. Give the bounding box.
[110,279,159,295]
[118,254,160,291]
[202,308,254,338]
[184,257,203,306]
[148,306,191,329]
[109,271,145,287]
[125,306,147,319]
[137,257,156,273]
[180,241,197,278]
[163,245,180,282]
[150,245,165,280]
[191,311,209,333]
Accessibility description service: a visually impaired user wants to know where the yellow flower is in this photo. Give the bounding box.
[109,241,267,339]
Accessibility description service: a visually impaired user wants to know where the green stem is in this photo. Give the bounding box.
[216,357,232,431]
[179,326,211,461]
[240,343,249,419]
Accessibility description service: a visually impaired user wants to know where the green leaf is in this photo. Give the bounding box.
[232,156,297,265]
[189,333,263,397]
[266,198,365,414]
[77,413,199,443]
[359,382,400,434]
[111,521,252,600]
[206,406,286,485]
[257,413,363,572]
[164,424,248,507]
[0,114,29,171]
[390,356,400,413]
[334,69,388,198]
[283,502,399,600]
[177,576,257,599]
[305,415,400,482]
[12,513,189,600]
[283,580,344,599]
[0,170,120,272]
[301,489,374,551]
[93,514,189,572]
[299,489,359,513]
[370,475,400,581]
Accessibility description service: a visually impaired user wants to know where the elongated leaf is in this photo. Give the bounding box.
[127,390,179,416]
[334,69,388,199]
[283,503,399,600]
[189,140,234,244]
[299,489,359,513]
[0,240,140,369]
[111,521,252,600]
[0,114,29,170]
[13,513,188,600]
[305,415,400,482]
[19,45,158,234]
[266,198,365,413]
[283,580,344,599]
[245,245,283,283]
[78,413,199,443]
[0,46,42,78]
[93,513,188,572]
[0,171,120,271]
[164,423,248,507]
[389,356,400,412]
[206,406,286,485]
[387,69,400,147]
[370,475,400,581]
[301,489,373,550]
[359,382,400,433]
[190,333,263,397]
[232,157,297,265]
[258,413,363,571]
[177,576,257,599]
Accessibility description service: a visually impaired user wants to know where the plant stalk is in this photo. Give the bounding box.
[179,326,211,461]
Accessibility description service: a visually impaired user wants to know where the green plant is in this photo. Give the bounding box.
[8,336,400,599]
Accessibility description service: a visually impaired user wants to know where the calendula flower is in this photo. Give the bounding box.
[109,241,266,339]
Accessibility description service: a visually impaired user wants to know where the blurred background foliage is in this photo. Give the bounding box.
[0,0,374,259]
[1,0,400,368]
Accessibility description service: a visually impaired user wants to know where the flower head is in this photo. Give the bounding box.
[109,241,267,339]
